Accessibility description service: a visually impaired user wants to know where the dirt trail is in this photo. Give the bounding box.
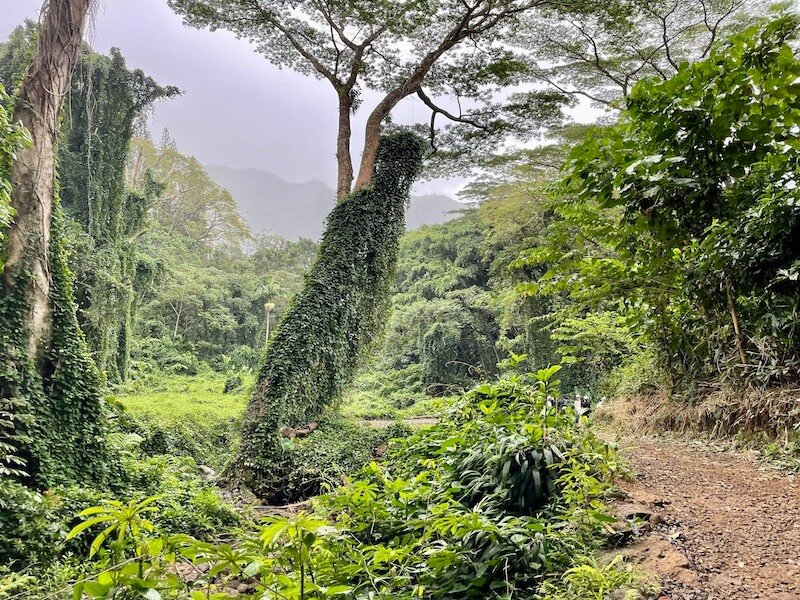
[613,434,800,599]
[358,417,438,428]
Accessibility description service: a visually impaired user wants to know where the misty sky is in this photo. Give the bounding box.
[0,1,598,196]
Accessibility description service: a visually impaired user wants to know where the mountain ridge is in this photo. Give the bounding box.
[205,164,463,240]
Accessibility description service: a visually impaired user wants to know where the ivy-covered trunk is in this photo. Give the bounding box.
[229,132,425,499]
[3,0,91,360]
[0,0,108,486]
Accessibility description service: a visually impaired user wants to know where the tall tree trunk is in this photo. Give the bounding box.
[352,36,460,191]
[353,109,385,192]
[3,0,91,362]
[229,132,425,500]
[335,92,353,201]
[0,0,107,487]
[354,85,420,191]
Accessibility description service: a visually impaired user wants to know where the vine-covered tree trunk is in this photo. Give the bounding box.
[4,0,90,360]
[0,0,108,486]
[229,132,425,499]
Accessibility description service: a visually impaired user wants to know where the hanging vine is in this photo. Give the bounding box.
[0,37,175,484]
[59,47,178,381]
[0,84,30,478]
[0,184,111,486]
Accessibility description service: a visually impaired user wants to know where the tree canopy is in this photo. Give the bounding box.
[519,0,771,107]
[168,0,571,197]
[521,13,800,387]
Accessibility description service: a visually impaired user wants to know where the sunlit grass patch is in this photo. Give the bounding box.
[111,372,252,424]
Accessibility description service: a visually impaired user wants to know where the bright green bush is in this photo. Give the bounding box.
[119,455,240,537]
[110,372,248,470]
[340,365,430,418]
[123,414,241,471]
[524,14,800,389]
[61,370,624,599]
[0,480,67,567]
[537,556,657,600]
[0,433,239,572]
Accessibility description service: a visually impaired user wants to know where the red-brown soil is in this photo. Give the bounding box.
[612,434,800,599]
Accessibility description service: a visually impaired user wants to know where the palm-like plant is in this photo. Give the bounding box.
[67,495,160,558]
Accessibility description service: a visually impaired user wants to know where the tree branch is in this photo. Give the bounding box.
[355,0,546,189]
[245,0,341,86]
[417,87,490,131]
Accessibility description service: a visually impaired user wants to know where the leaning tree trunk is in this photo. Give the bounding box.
[228,132,425,500]
[0,0,107,486]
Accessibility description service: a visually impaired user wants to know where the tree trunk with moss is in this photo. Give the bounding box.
[4,0,89,360]
[228,132,425,500]
[0,0,107,486]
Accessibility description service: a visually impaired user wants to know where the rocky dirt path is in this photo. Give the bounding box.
[611,434,800,599]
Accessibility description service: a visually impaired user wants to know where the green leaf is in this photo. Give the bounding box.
[66,516,115,540]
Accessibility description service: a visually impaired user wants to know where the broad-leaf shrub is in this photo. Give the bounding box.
[64,371,622,599]
[0,451,238,571]
[302,368,618,598]
[522,14,800,389]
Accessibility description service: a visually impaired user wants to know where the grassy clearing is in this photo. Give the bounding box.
[339,368,458,420]
[113,371,454,424]
[107,373,252,470]
[110,372,251,423]
[338,388,455,420]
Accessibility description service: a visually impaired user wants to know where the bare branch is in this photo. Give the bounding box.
[417,87,490,130]
[244,0,341,86]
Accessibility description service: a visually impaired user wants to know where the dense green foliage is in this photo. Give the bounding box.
[0,84,30,479]
[0,20,36,93]
[269,417,410,503]
[112,373,248,471]
[0,85,26,264]
[0,27,179,383]
[58,48,178,381]
[117,371,414,502]
[32,375,637,600]
[0,37,176,488]
[0,435,240,572]
[4,7,798,599]
[0,197,110,486]
[350,180,605,410]
[0,21,319,492]
[355,12,800,413]
[124,136,315,374]
[386,213,499,393]
[522,15,800,391]
[232,132,425,499]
